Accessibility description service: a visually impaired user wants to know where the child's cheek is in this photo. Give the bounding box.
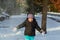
[28,19,33,22]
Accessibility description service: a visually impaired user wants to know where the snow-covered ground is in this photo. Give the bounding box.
[0,14,60,40]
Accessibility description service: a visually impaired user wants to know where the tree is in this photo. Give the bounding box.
[26,0,43,13]
[41,0,48,34]
[50,0,60,12]
[0,0,21,15]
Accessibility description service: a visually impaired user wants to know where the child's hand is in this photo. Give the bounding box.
[40,29,45,34]
[40,29,44,33]
[13,27,17,32]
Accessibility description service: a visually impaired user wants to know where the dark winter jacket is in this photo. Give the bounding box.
[16,18,41,36]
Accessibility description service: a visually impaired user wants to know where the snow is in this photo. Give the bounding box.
[48,12,60,15]
[0,14,60,40]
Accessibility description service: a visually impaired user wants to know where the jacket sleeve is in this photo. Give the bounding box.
[16,20,26,29]
[35,21,41,32]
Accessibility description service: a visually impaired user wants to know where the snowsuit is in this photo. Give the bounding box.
[16,18,41,40]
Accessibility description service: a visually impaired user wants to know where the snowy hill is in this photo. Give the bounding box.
[0,14,60,40]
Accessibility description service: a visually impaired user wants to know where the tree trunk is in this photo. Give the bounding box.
[41,0,48,34]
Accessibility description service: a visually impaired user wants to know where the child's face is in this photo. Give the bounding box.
[28,18,33,22]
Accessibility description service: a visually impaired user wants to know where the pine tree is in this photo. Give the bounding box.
[26,0,43,13]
